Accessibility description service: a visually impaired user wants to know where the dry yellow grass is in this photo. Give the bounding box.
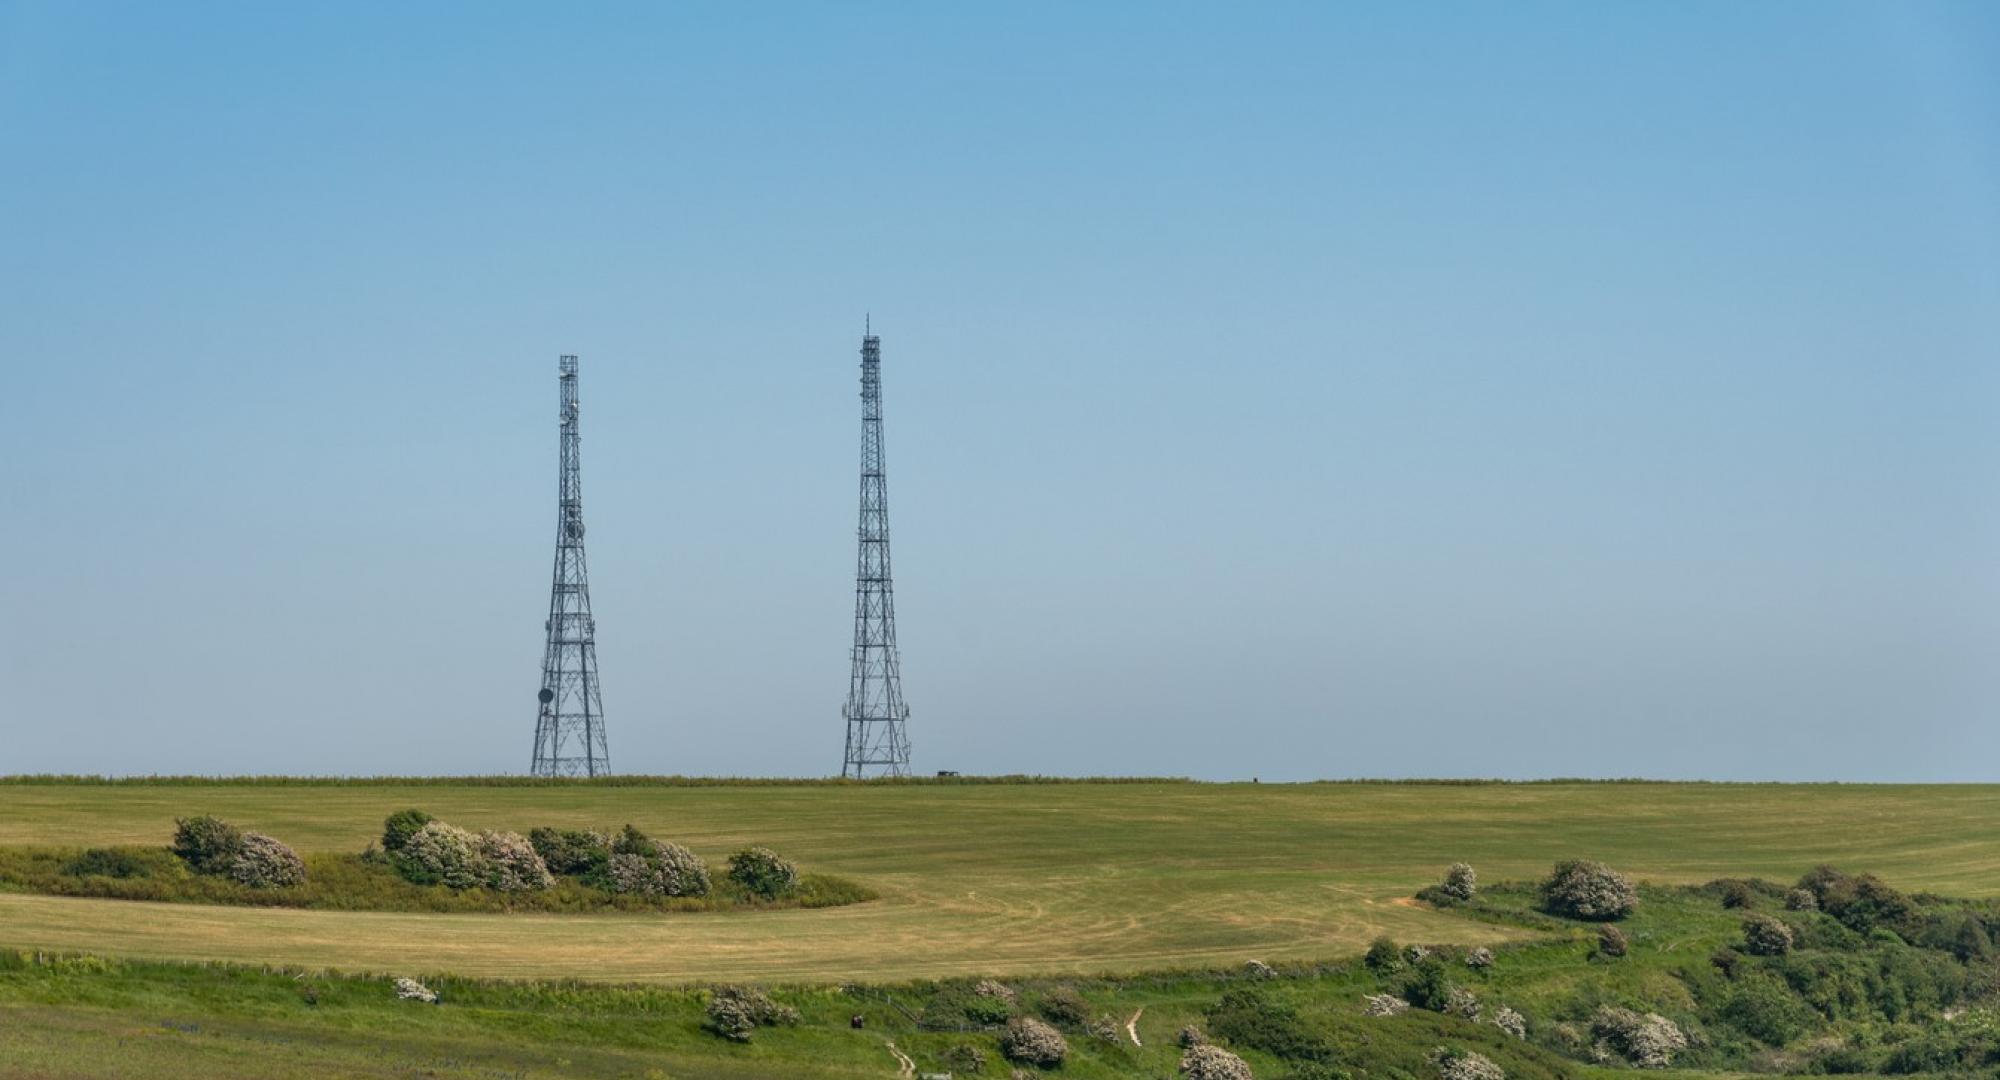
[0,781,1992,983]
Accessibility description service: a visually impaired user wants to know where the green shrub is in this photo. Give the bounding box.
[527,827,611,876]
[1037,985,1089,1027]
[940,1042,988,1074]
[612,824,658,858]
[1205,987,1333,1062]
[727,847,798,899]
[380,810,433,853]
[1540,860,1636,921]
[1717,970,1816,1046]
[1714,879,1755,909]
[964,992,1013,1026]
[62,848,152,878]
[171,816,244,875]
[1399,955,1455,1011]
[1365,936,1404,975]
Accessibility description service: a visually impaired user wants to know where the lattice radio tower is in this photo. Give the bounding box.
[531,354,611,777]
[842,325,913,778]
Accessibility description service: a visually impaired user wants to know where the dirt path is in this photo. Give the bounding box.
[885,1040,914,1078]
[1127,1006,1144,1047]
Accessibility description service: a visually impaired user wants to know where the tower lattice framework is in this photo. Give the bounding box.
[532,354,611,777]
[842,329,912,778]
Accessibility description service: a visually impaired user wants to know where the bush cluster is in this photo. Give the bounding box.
[393,977,438,1004]
[1206,988,1333,1063]
[1796,866,1917,936]
[1180,1043,1255,1080]
[1541,860,1637,921]
[726,847,798,899]
[1000,1016,1068,1067]
[170,816,305,889]
[603,833,710,898]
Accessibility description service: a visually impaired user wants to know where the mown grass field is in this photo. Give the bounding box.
[0,780,1994,984]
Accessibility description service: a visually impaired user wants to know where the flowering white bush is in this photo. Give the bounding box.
[477,830,554,892]
[393,977,438,1004]
[1592,1006,1688,1068]
[1441,863,1478,901]
[1444,987,1482,1020]
[1178,1025,1207,1048]
[229,832,306,889]
[1742,914,1795,956]
[1001,1016,1068,1067]
[1541,860,1638,921]
[1465,947,1495,970]
[974,978,1019,1005]
[400,822,489,889]
[1181,1043,1255,1079]
[604,842,711,897]
[1364,993,1411,1017]
[1405,944,1432,963]
[1432,1048,1505,1080]
[1488,1006,1528,1040]
[1785,887,1818,911]
[702,985,798,1042]
[1244,959,1277,979]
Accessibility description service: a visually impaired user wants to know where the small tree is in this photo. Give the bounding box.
[727,847,799,899]
[1440,863,1478,902]
[1001,1016,1068,1068]
[1742,914,1794,956]
[1398,955,1455,1011]
[1541,860,1637,921]
[1365,936,1404,975]
[172,815,244,875]
[380,810,434,853]
[1596,924,1629,959]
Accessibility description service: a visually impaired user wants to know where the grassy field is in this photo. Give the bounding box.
[0,780,1994,984]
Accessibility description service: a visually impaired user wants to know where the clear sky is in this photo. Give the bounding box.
[2,3,1996,780]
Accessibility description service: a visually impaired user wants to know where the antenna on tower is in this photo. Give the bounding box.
[841,326,912,778]
[531,354,611,777]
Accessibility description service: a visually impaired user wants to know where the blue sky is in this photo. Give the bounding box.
[2,2,1995,780]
